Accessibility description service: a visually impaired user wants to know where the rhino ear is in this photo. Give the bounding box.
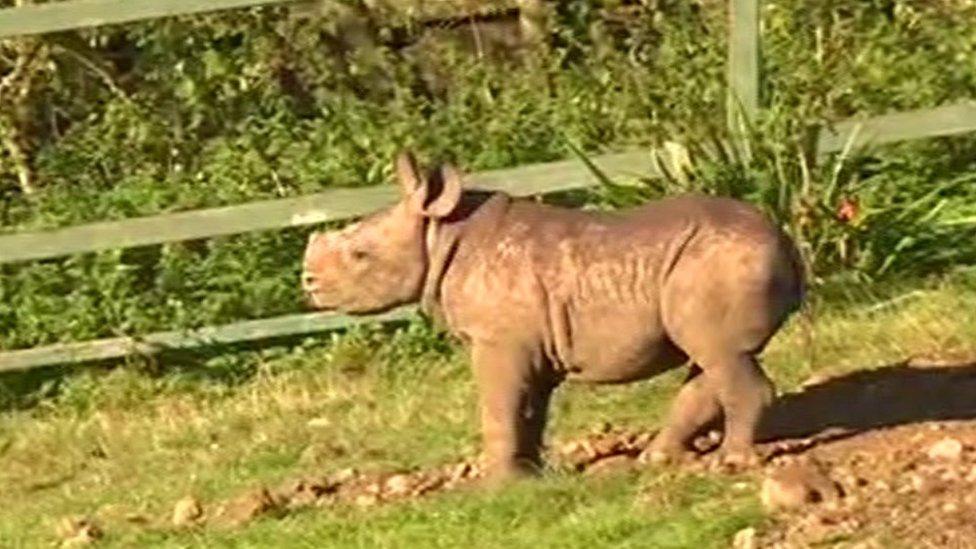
[409,163,463,219]
[395,150,422,196]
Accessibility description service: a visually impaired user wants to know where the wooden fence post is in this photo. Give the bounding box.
[517,0,549,51]
[728,0,761,130]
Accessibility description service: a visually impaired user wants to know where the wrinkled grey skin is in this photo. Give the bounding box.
[302,151,805,482]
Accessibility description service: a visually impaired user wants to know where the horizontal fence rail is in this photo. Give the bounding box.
[817,102,976,154]
[0,151,655,264]
[0,151,657,371]
[0,0,521,40]
[0,0,298,39]
[0,308,416,373]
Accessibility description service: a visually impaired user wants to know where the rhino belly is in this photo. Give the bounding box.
[562,307,687,383]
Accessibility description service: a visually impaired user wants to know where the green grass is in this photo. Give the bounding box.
[139,473,761,549]
[0,269,974,547]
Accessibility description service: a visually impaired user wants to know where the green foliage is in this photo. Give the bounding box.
[582,108,976,282]
[1,0,976,356]
[0,0,727,352]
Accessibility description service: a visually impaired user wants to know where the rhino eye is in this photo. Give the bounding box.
[350,249,371,261]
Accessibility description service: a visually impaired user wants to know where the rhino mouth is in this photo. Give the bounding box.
[304,289,338,311]
[305,290,404,316]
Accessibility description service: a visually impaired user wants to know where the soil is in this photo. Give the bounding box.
[66,358,976,548]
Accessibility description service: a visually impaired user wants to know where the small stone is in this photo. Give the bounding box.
[355,494,379,507]
[56,517,103,546]
[591,437,624,458]
[584,454,636,476]
[286,479,332,508]
[411,475,446,496]
[732,527,757,549]
[449,462,473,482]
[760,461,840,511]
[384,474,413,497]
[692,430,723,452]
[559,440,584,455]
[332,467,357,483]
[221,487,279,526]
[928,438,964,462]
[909,473,929,493]
[940,468,961,482]
[631,432,654,449]
[943,502,959,513]
[306,417,331,428]
[172,495,204,527]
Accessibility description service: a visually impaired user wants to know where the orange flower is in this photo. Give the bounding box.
[836,196,859,223]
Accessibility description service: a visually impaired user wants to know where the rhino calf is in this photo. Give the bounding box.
[302,151,804,481]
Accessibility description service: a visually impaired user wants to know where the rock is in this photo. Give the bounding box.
[171,495,204,527]
[760,461,841,511]
[355,494,379,507]
[306,417,331,428]
[220,487,279,526]
[365,481,383,495]
[558,440,585,456]
[285,479,333,508]
[692,430,723,452]
[927,437,964,462]
[56,517,103,547]
[584,454,636,476]
[732,527,757,549]
[384,474,414,497]
[590,437,625,459]
[332,467,358,484]
[449,462,473,482]
[943,502,959,513]
[411,475,447,496]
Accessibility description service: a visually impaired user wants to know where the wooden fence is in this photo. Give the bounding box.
[2,0,976,373]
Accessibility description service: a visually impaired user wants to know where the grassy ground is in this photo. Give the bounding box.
[1,269,974,547]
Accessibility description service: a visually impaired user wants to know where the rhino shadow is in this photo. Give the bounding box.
[759,361,976,447]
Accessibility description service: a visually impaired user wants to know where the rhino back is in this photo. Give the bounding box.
[439,193,800,382]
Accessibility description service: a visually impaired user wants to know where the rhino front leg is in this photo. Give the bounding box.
[471,342,557,483]
[703,352,774,467]
[641,364,721,464]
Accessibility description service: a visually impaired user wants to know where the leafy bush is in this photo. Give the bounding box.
[1,0,975,356]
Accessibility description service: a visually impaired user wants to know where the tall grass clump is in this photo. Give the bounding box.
[577,106,976,285]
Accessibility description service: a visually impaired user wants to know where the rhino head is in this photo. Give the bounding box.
[301,151,463,314]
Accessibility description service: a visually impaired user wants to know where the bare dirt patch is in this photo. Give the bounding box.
[754,359,976,547]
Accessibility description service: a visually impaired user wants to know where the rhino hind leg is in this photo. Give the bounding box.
[641,364,722,464]
[701,352,775,466]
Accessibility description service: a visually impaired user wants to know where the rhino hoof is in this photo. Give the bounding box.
[715,449,762,472]
[638,447,691,466]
